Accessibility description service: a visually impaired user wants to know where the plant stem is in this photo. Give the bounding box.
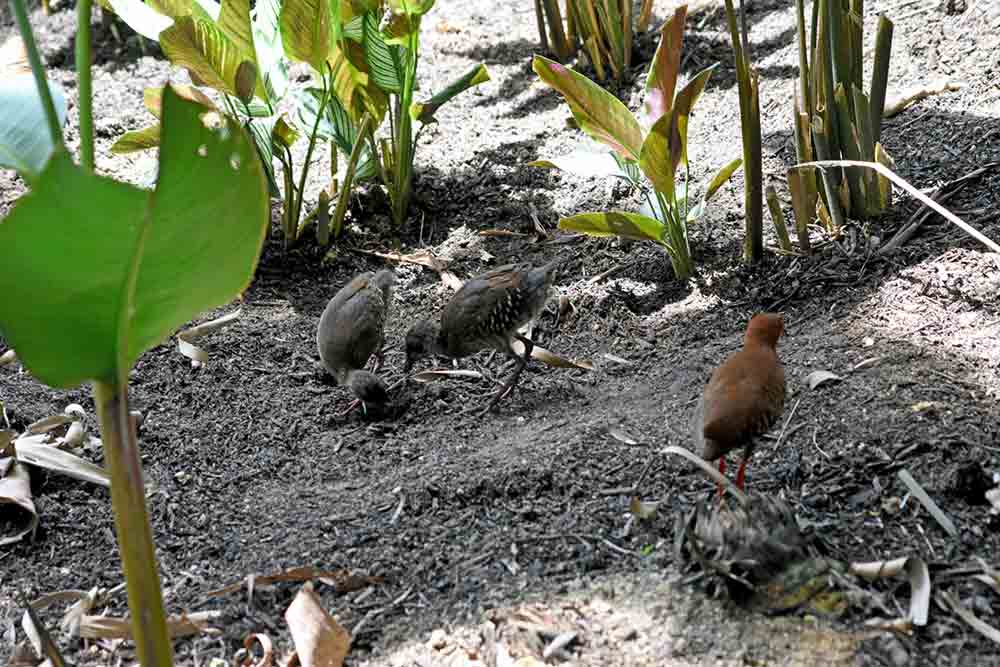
[291,73,330,247]
[93,380,173,667]
[11,0,64,149]
[392,30,419,228]
[76,0,94,172]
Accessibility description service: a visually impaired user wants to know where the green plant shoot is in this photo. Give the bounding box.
[532,5,741,280]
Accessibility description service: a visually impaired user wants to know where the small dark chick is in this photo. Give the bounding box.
[317,269,395,406]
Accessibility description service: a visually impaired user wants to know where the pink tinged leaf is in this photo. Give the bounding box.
[644,5,687,122]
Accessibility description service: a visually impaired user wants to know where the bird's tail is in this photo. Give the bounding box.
[346,370,390,403]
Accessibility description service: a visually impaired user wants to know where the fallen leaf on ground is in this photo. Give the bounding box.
[508,340,593,370]
[177,308,243,367]
[285,584,351,667]
[608,426,639,444]
[13,433,109,487]
[0,434,38,546]
[849,555,930,627]
[897,468,958,537]
[0,349,17,366]
[937,590,1000,645]
[410,369,484,383]
[79,611,222,639]
[805,370,842,390]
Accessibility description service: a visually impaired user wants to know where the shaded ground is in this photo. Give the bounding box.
[2,0,1000,665]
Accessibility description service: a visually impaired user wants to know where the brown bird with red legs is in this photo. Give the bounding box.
[695,313,786,496]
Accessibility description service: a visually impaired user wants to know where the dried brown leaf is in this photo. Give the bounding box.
[0,35,30,75]
[849,555,930,626]
[410,369,483,383]
[14,433,109,487]
[804,370,842,390]
[0,451,38,546]
[285,584,351,667]
[177,308,243,366]
[79,611,221,639]
[0,349,17,366]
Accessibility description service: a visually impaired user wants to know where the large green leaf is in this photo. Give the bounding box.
[672,64,716,168]
[327,37,387,122]
[160,16,260,98]
[533,56,643,161]
[294,88,376,180]
[644,5,686,122]
[0,74,67,180]
[216,0,256,66]
[279,0,335,72]
[361,10,403,93]
[638,64,716,196]
[252,0,288,101]
[559,211,664,243]
[0,87,268,388]
[411,63,490,122]
[638,112,676,197]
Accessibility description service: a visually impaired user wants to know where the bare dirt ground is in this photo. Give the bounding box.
[2,0,1000,665]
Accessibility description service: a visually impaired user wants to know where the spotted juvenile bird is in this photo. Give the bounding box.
[695,313,786,495]
[317,269,395,406]
[404,259,561,413]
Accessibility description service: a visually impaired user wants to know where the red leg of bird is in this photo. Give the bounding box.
[735,456,748,491]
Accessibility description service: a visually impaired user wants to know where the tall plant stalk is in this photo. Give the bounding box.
[10,0,174,663]
[723,0,763,263]
[391,31,419,229]
[94,382,173,667]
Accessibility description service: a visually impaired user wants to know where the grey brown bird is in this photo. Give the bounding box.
[317,269,395,405]
[694,313,786,495]
[404,260,561,412]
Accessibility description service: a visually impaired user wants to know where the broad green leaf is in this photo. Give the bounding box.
[0,86,268,388]
[0,74,67,180]
[559,211,664,243]
[111,124,162,153]
[533,56,643,161]
[234,60,258,103]
[160,16,257,97]
[327,38,388,122]
[246,115,282,197]
[528,150,629,180]
[361,10,403,93]
[103,0,175,39]
[216,0,256,63]
[672,64,716,168]
[252,0,288,101]
[343,15,364,41]
[638,112,676,197]
[279,0,335,72]
[411,63,489,122]
[644,5,686,122]
[294,88,376,180]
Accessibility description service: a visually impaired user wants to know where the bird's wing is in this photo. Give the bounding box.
[702,356,780,444]
[440,265,530,346]
[326,272,373,315]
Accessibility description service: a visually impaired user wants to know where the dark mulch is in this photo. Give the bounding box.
[2,0,999,665]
